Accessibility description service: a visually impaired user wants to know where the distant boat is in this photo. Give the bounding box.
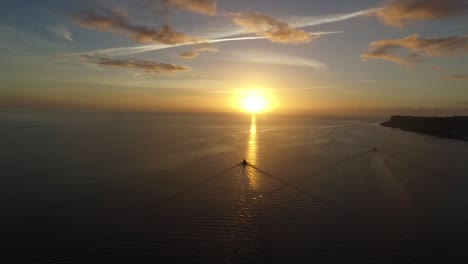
[242,159,248,166]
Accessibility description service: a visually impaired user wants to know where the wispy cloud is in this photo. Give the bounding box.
[69,6,381,57]
[201,7,378,40]
[227,50,328,69]
[0,25,68,57]
[449,74,468,80]
[67,31,342,58]
[74,9,201,44]
[232,11,312,44]
[178,43,218,59]
[362,34,468,65]
[376,0,468,28]
[47,24,75,44]
[81,55,190,73]
[404,24,468,31]
[346,80,386,83]
[66,5,385,62]
[164,0,217,15]
[288,7,381,28]
[290,86,332,90]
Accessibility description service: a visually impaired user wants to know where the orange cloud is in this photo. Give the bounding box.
[178,43,218,59]
[165,0,217,15]
[74,9,201,45]
[362,34,468,65]
[377,0,467,28]
[81,55,190,73]
[232,12,312,44]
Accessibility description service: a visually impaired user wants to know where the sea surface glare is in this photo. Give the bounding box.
[1,111,468,263]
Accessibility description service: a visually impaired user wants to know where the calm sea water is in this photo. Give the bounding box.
[1,111,468,263]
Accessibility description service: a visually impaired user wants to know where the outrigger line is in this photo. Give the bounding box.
[242,156,432,257]
[153,147,438,257]
[161,145,436,211]
[155,147,435,258]
[161,163,242,204]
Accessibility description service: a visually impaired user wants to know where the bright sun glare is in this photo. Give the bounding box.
[243,94,267,113]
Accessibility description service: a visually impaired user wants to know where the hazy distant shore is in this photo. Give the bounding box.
[381,116,468,141]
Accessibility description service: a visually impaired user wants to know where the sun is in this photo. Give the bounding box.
[243,94,267,113]
[233,87,276,113]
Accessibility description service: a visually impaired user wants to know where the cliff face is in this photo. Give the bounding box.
[381,116,468,141]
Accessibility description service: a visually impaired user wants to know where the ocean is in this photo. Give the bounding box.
[1,111,467,263]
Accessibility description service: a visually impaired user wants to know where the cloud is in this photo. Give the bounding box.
[450,74,468,80]
[47,24,75,44]
[227,50,328,69]
[288,8,381,28]
[232,12,312,44]
[81,55,190,73]
[1,25,68,56]
[178,43,218,59]
[362,34,468,65]
[68,31,342,58]
[198,7,374,40]
[74,9,201,45]
[164,0,217,15]
[405,24,468,31]
[347,80,386,83]
[68,5,377,57]
[377,0,468,28]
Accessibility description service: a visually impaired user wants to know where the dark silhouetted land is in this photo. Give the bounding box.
[381,116,468,141]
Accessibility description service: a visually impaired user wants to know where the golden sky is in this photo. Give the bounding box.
[0,0,467,115]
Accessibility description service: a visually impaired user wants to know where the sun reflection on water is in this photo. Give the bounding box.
[245,115,259,189]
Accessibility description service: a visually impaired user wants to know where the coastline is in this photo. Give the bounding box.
[381,116,468,141]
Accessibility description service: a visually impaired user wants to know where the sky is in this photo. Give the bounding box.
[0,0,467,116]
